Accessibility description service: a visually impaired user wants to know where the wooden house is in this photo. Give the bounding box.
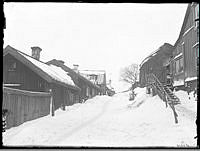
[3,45,81,112]
[46,59,101,102]
[172,3,199,91]
[139,43,174,87]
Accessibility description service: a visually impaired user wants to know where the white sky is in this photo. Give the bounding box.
[3,3,188,88]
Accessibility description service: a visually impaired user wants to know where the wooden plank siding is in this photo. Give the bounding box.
[173,4,198,89]
[3,87,51,129]
[3,52,80,115]
[3,54,49,92]
[46,59,102,100]
[139,44,174,87]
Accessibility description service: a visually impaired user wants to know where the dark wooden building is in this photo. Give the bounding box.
[172,3,199,91]
[139,43,174,87]
[46,59,101,102]
[3,45,80,112]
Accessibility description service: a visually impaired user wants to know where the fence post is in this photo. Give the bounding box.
[170,103,178,124]
[49,89,55,116]
[165,95,168,108]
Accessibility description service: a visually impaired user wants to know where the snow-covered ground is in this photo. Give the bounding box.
[3,87,197,147]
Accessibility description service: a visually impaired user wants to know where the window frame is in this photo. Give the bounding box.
[194,4,199,29]
[174,56,184,75]
[8,60,17,72]
[193,43,199,68]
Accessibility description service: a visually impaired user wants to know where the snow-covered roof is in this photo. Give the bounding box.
[18,51,76,87]
[79,70,105,85]
[4,45,78,89]
[79,70,105,75]
[139,47,161,68]
[185,76,197,82]
[139,56,151,68]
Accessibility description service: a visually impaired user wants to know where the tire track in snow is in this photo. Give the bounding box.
[53,99,111,144]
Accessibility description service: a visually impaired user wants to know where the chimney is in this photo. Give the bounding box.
[31,46,42,60]
[73,64,79,73]
[57,60,65,65]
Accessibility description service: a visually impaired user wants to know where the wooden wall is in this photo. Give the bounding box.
[139,44,174,87]
[3,54,49,92]
[3,87,51,129]
[173,4,198,84]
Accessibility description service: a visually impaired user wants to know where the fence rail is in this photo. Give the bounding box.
[3,87,51,129]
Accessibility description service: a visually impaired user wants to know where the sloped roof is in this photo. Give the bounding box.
[79,70,105,75]
[4,45,80,91]
[139,43,174,68]
[79,70,106,85]
[46,59,101,90]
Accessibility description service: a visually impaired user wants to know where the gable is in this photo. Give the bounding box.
[4,45,79,90]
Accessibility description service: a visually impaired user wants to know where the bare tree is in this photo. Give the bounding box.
[120,63,139,85]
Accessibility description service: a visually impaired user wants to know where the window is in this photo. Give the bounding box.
[174,57,184,74]
[8,60,17,72]
[176,45,182,55]
[193,43,199,68]
[194,4,199,28]
[86,87,90,97]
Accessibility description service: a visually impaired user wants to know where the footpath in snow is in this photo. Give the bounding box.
[3,87,197,147]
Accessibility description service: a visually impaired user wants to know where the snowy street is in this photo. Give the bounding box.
[3,87,197,147]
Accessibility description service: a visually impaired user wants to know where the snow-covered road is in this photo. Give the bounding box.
[3,87,197,147]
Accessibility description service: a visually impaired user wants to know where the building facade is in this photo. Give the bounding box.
[172,3,199,91]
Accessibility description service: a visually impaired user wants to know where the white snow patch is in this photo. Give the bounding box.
[185,77,197,82]
[173,80,184,86]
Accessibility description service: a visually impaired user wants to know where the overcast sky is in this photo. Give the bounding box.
[3,3,188,89]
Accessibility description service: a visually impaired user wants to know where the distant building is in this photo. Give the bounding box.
[79,70,107,95]
[46,60,101,101]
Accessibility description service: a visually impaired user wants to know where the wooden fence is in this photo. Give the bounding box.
[2,87,51,129]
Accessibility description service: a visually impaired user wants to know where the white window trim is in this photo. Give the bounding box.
[174,52,183,60]
[193,42,199,48]
[194,4,199,29]
[183,25,194,37]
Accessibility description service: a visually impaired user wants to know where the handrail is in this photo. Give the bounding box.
[147,73,180,104]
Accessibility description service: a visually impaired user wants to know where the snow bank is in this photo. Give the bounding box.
[3,87,197,147]
[175,90,197,112]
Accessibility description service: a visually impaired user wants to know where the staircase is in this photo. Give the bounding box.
[146,73,180,123]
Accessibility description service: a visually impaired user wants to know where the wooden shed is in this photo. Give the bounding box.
[172,3,199,91]
[139,43,174,87]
